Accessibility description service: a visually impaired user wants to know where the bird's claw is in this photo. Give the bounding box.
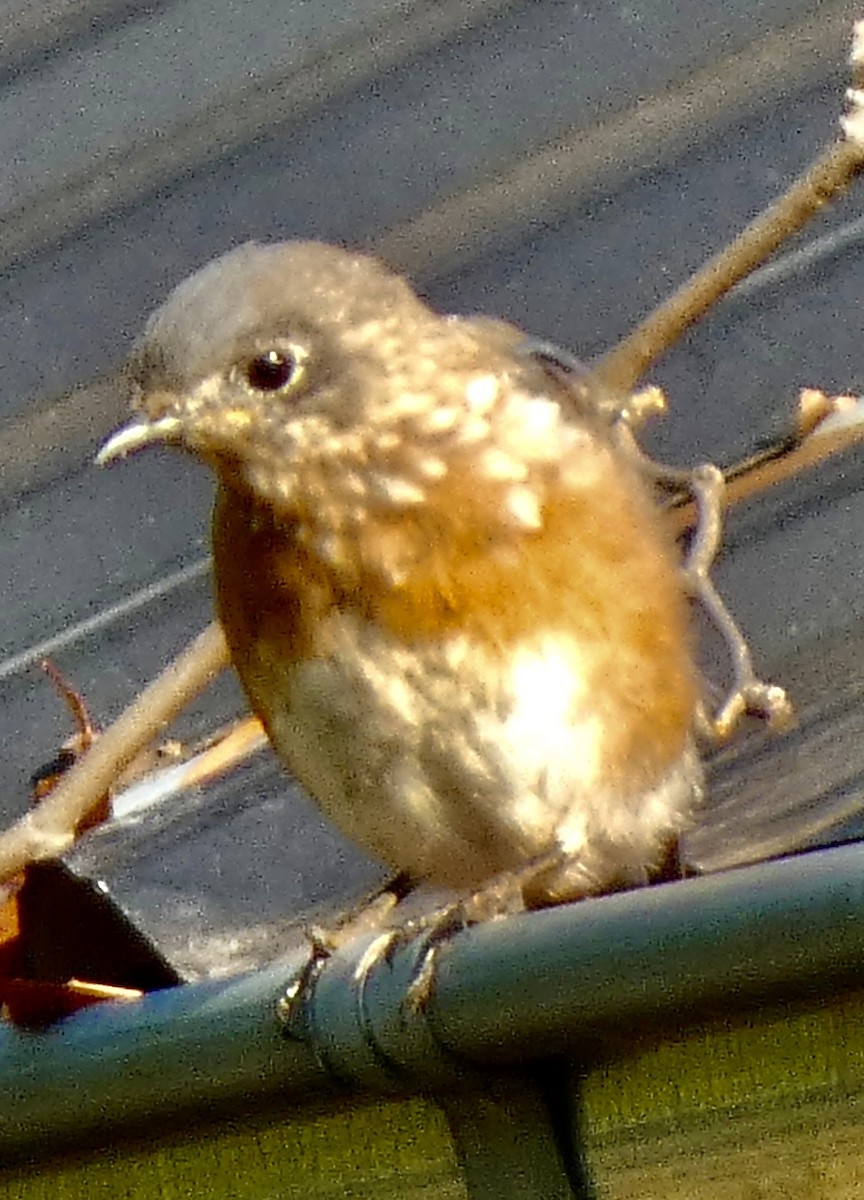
[276,940,331,1035]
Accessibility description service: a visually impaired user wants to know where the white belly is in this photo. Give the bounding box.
[255,612,700,894]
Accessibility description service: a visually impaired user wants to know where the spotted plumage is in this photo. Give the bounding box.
[102,240,702,905]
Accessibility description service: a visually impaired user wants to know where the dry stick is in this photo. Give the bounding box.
[665,417,864,536]
[596,30,864,733]
[723,421,864,507]
[595,135,864,395]
[0,622,229,882]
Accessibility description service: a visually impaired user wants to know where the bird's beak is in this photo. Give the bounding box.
[96,413,185,465]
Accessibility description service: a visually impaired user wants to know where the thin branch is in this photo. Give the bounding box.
[666,395,864,533]
[721,418,864,507]
[0,622,229,882]
[596,30,864,395]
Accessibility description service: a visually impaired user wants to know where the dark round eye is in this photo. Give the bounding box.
[243,349,298,392]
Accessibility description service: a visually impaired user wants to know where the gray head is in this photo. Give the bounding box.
[99,241,559,509]
[129,241,431,403]
[99,240,608,551]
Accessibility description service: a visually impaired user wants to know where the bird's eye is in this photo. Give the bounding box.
[242,349,300,393]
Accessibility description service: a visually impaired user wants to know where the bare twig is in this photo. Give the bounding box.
[596,29,864,395]
[666,392,864,528]
[723,417,864,506]
[0,622,229,882]
[656,389,864,737]
[39,659,98,751]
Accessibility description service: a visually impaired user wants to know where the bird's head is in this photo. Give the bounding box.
[99,240,613,551]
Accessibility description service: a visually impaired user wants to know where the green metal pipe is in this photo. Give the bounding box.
[1,841,864,1154]
[423,841,864,1064]
[317,841,864,1079]
[0,958,330,1153]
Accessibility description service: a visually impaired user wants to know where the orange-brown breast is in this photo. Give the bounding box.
[212,447,696,798]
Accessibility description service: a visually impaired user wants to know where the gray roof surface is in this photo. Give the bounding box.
[0,0,863,977]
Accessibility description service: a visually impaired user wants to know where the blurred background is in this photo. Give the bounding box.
[1,0,863,978]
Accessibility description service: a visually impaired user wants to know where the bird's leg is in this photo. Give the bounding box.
[277,871,417,1033]
[395,834,693,1012]
[647,834,690,884]
[354,851,570,1014]
[303,869,416,954]
[282,834,692,1025]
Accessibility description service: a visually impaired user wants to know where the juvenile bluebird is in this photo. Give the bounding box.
[100,241,702,912]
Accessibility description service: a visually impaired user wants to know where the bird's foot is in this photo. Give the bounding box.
[352,891,497,1016]
[388,854,567,1013]
[276,872,415,1031]
[279,853,578,1025]
[304,871,413,955]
